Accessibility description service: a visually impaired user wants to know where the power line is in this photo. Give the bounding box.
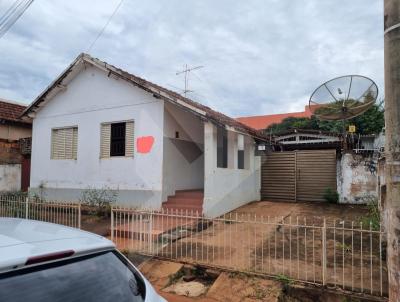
[0,0,34,39]
[0,0,20,25]
[0,0,33,35]
[87,0,124,53]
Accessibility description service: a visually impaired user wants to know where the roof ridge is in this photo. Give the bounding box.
[22,53,267,140]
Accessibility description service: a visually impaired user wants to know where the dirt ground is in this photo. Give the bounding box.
[135,258,386,302]
[230,200,369,226]
[115,201,387,298]
[137,258,282,302]
[157,201,386,296]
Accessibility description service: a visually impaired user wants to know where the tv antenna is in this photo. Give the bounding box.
[309,75,378,146]
[176,64,204,97]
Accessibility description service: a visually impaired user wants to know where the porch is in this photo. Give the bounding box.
[162,101,261,217]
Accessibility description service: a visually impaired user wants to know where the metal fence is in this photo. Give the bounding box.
[111,207,388,297]
[0,195,81,228]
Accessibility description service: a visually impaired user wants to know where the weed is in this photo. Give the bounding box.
[274,274,293,285]
[359,197,380,231]
[79,186,118,217]
[323,187,339,204]
[336,242,352,253]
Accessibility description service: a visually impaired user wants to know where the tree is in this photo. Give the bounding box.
[265,104,384,135]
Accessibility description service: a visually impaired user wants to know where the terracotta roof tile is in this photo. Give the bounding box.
[0,98,30,124]
[236,106,313,130]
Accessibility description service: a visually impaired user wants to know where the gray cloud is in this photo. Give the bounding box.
[0,0,383,117]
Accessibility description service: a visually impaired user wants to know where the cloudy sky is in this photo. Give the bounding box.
[0,0,383,117]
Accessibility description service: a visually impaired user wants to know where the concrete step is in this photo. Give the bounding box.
[165,197,203,205]
[162,204,203,213]
[175,190,204,198]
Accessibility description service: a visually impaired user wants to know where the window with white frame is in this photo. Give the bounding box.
[51,127,78,160]
[100,121,134,158]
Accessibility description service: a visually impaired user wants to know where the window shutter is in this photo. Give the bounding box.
[51,127,78,160]
[72,127,78,159]
[100,123,111,158]
[64,128,73,159]
[125,121,134,157]
[51,129,62,159]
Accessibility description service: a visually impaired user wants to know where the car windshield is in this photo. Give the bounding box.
[0,251,145,302]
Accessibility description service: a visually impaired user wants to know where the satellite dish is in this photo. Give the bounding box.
[309,75,378,121]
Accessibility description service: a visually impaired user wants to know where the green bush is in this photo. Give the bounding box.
[79,186,118,217]
[323,188,339,204]
[359,197,380,231]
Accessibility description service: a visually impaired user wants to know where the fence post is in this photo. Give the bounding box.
[322,217,327,286]
[25,196,29,219]
[78,203,81,229]
[110,206,114,242]
[148,210,153,254]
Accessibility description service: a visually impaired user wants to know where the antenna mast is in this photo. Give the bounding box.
[176,64,204,97]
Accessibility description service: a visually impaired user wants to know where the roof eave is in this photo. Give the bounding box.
[21,53,268,141]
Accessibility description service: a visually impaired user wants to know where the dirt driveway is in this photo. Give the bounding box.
[113,200,386,297]
[230,200,369,225]
[159,201,387,296]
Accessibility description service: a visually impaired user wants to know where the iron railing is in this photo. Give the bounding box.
[111,207,388,297]
[0,195,81,228]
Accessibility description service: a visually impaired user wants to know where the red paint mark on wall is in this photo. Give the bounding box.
[137,136,154,154]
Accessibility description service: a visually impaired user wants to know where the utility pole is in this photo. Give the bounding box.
[176,64,204,97]
[384,1,400,300]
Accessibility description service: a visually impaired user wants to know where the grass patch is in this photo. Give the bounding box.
[359,197,380,231]
[274,274,293,285]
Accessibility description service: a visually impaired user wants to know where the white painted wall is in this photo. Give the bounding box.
[30,66,164,208]
[0,164,21,191]
[337,153,378,204]
[203,122,260,217]
[162,102,204,200]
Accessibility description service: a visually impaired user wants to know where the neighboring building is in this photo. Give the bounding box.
[22,53,266,217]
[0,99,32,191]
[0,98,32,140]
[267,129,342,151]
[236,105,313,130]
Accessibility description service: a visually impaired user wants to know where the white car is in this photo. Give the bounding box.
[0,218,166,302]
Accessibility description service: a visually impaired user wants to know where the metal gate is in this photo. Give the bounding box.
[261,150,337,202]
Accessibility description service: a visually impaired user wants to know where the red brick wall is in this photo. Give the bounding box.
[0,139,23,164]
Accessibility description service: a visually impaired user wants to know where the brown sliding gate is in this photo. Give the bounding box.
[261,150,337,202]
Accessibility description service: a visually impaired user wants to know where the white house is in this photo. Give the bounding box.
[21,54,266,217]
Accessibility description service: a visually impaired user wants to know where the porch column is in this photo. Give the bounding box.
[204,122,217,213]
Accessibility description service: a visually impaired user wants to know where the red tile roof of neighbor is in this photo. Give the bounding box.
[0,98,30,124]
[236,105,313,130]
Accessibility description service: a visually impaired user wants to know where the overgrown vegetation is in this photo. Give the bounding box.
[265,104,384,135]
[0,190,27,199]
[323,188,339,204]
[79,186,118,217]
[359,197,380,231]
